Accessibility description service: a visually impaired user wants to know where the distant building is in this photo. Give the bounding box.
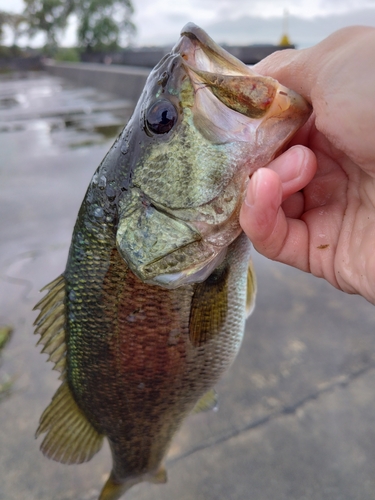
[80,43,294,68]
[279,8,292,47]
[222,44,294,65]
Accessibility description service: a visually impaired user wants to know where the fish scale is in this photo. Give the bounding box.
[34,23,311,500]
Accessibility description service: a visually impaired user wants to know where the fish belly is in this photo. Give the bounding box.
[66,232,251,480]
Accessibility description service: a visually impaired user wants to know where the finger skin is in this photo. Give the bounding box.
[240,146,317,271]
[241,26,375,304]
[254,26,375,171]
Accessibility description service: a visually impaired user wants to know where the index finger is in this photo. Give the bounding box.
[254,26,375,170]
[254,26,374,102]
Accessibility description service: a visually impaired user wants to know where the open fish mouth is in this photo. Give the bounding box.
[176,23,310,144]
[178,23,256,76]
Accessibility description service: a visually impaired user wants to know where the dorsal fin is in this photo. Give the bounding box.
[246,259,257,318]
[189,263,229,347]
[33,275,67,378]
[36,381,104,464]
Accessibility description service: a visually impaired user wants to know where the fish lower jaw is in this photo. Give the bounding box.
[146,247,227,289]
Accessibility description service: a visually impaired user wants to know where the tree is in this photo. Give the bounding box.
[0,11,27,46]
[23,0,75,50]
[22,0,135,53]
[0,11,7,43]
[75,0,135,52]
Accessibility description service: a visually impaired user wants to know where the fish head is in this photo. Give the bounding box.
[115,23,311,288]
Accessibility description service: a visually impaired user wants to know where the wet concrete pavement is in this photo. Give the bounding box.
[1,71,375,500]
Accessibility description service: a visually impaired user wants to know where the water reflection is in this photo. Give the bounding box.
[0,71,132,500]
[0,72,132,150]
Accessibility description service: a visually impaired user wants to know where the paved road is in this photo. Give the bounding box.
[1,71,375,500]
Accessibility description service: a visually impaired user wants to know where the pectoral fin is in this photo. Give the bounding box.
[246,259,257,318]
[189,263,229,347]
[191,388,218,414]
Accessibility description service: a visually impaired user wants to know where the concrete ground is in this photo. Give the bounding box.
[1,72,375,500]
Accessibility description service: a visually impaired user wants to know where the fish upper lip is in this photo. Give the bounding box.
[176,23,311,125]
[178,22,253,76]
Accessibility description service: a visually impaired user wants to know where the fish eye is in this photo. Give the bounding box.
[146,100,177,135]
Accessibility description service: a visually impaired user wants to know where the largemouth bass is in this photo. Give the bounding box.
[34,23,311,500]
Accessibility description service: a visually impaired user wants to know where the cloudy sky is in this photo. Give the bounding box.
[133,0,375,46]
[1,0,375,48]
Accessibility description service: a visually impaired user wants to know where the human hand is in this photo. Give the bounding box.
[240,26,375,304]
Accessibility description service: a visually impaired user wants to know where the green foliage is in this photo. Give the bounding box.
[0,45,23,58]
[54,46,80,62]
[1,0,136,53]
[23,0,74,50]
[19,0,135,53]
[0,11,27,45]
[75,0,135,52]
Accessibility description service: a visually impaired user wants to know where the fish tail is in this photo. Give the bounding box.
[99,472,138,500]
[99,466,167,500]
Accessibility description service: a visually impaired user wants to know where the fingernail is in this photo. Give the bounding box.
[290,145,306,164]
[278,146,305,183]
[245,171,259,207]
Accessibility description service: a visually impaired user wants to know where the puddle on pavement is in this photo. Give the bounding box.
[0,71,132,149]
[0,70,134,500]
[0,96,19,109]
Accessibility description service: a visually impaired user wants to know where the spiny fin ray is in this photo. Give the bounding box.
[34,275,67,377]
[40,275,65,292]
[33,284,65,314]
